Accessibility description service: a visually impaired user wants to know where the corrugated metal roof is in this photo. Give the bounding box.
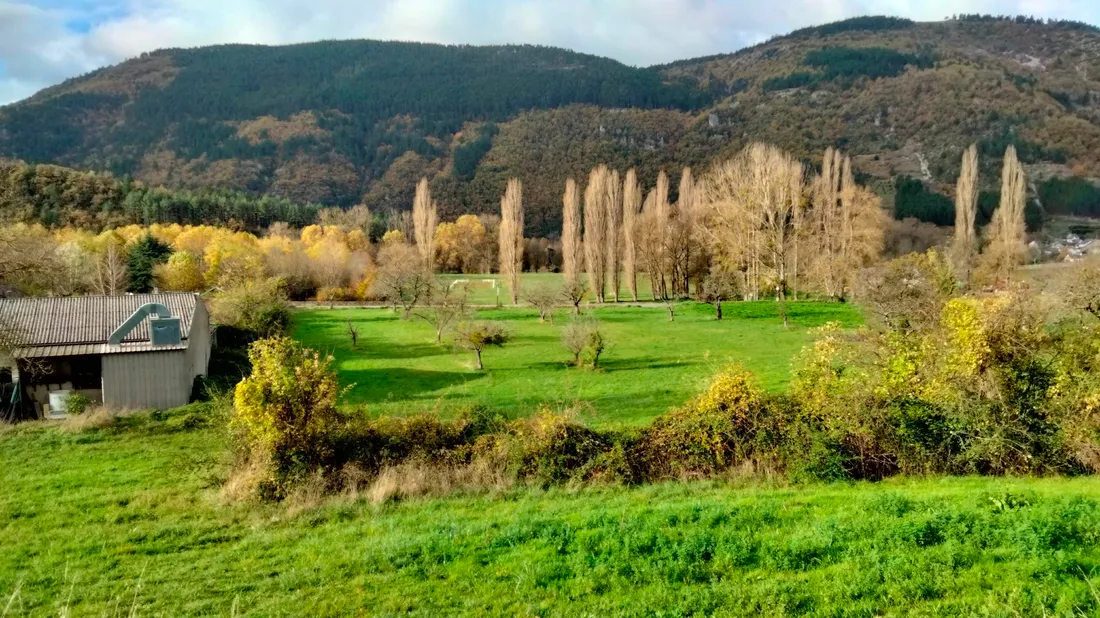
[11,342,189,359]
[0,293,199,349]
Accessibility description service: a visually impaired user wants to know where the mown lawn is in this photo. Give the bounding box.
[292,301,861,426]
[4,411,1100,617]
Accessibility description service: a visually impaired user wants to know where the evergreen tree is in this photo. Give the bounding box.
[127,234,173,293]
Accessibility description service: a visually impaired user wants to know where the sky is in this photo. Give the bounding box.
[2,0,1099,105]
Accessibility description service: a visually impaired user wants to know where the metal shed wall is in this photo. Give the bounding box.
[186,301,212,380]
[102,350,192,410]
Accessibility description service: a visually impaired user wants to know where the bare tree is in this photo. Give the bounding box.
[499,178,524,304]
[412,177,439,271]
[812,147,844,299]
[637,190,667,300]
[622,168,642,301]
[805,148,887,300]
[604,168,623,301]
[346,321,360,349]
[701,144,803,317]
[523,283,561,323]
[454,321,509,370]
[654,171,671,299]
[561,178,583,282]
[671,167,698,297]
[978,145,1028,284]
[372,243,433,319]
[584,166,609,302]
[416,280,469,343]
[953,144,980,283]
[0,227,59,295]
[92,242,129,296]
[662,295,677,322]
[561,278,589,315]
[1060,259,1100,319]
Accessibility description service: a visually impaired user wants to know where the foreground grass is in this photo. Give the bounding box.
[5,411,1100,616]
[293,301,860,426]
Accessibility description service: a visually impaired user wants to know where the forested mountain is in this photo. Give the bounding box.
[4,16,1100,235]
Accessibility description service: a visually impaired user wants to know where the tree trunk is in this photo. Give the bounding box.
[667,305,675,322]
[474,349,483,370]
[714,301,723,320]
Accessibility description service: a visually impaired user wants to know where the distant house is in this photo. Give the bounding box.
[0,293,211,419]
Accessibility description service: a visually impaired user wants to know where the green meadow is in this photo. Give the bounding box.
[5,300,1100,616]
[4,410,1100,617]
[292,301,862,425]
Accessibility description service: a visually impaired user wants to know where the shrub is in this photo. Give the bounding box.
[231,337,345,498]
[210,277,291,337]
[478,409,613,486]
[561,317,606,368]
[522,283,561,323]
[64,393,93,416]
[634,366,774,479]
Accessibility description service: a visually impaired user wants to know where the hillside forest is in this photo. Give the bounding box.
[6,16,1100,237]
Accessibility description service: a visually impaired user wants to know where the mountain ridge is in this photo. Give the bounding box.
[4,15,1100,235]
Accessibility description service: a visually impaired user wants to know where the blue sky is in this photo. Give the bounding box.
[2,0,1099,105]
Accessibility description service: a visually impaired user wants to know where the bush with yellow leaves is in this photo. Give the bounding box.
[232,337,346,498]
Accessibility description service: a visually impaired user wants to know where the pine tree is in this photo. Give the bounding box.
[127,234,172,293]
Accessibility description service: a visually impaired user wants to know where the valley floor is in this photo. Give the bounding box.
[292,301,860,425]
[3,410,1100,617]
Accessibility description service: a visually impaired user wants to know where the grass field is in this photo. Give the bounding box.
[434,272,662,306]
[292,301,861,426]
[4,410,1100,617]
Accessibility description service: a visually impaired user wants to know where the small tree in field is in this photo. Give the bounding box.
[346,321,360,349]
[663,296,677,322]
[561,317,606,369]
[585,327,606,369]
[416,280,469,343]
[701,266,739,320]
[523,283,561,323]
[562,278,588,315]
[454,321,509,370]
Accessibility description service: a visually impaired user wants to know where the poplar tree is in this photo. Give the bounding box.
[953,144,980,284]
[561,178,583,283]
[622,169,642,301]
[978,145,1028,282]
[604,168,623,301]
[583,166,609,302]
[412,177,438,271]
[498,178,524,304]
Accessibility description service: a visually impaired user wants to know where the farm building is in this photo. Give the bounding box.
[0,293,211,420]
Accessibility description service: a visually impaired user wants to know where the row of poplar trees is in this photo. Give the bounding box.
[558,143,887,303]
[406,141,1032,305]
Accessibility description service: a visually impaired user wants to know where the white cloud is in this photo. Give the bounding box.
[1,0,1099,105]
